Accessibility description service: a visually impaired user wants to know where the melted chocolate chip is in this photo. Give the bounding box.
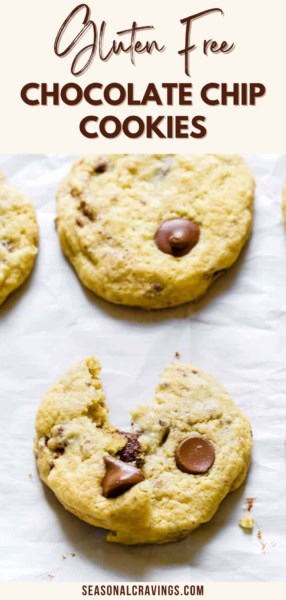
[102,456,145,498]
[118,432,142,467]
[154,219,200,257]
[175,436,215,474]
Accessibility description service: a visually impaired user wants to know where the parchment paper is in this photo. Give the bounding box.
[0,154,286,582]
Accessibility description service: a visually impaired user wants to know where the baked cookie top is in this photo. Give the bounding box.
[35,357,252,545]
[56,154,254,309]
[0,173,38,306]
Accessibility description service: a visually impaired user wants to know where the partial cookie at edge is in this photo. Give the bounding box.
[0,173,38,305]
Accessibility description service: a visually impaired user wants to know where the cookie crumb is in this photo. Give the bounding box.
[41,572,55,581]
[28,472,32,479]
[245,497,256,512]
[175,352,181,359]
[62,552,76,560]
[239,511,254,531]
[257,530,266,552]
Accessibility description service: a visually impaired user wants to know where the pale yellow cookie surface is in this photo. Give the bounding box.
[0,173,38,306]
[35,357,252,545]
[56,154,254,309]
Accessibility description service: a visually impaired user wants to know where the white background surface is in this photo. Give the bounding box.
[0,155,286,582]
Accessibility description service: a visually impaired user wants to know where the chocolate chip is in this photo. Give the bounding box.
[76,218,84,227]
[118,432,142,467]
[2,240,14,251]
[175,436,215,475]
[71,188,80,198]
[154,219,200,257]
[102,456,145,498]
[152,282,163,293]
[54,447,65,455]
[79,200,95,221]
[94,159,108,174]
[160,427,170,445]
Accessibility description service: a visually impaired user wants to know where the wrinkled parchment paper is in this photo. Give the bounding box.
[1,154,286,582]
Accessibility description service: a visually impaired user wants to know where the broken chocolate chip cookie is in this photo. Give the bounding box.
[34,356,252,544]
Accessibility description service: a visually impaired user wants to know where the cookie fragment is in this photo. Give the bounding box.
[239,513,254,531]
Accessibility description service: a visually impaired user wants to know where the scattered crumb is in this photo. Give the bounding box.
[174,352,181,359]
[257,530,267,553]
[239,497,256,531]
[61,552,76,560]
[239,512,254,531]
[245,497,256,511]
[28,472,32,479]
[40,572,55,581]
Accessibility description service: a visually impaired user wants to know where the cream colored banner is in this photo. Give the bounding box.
[1,583,286,599]
[0,0,285,151]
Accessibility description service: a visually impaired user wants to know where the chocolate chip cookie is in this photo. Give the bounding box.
[0,173,38,305]
[56,154,254,309]
[34,357,252,544]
